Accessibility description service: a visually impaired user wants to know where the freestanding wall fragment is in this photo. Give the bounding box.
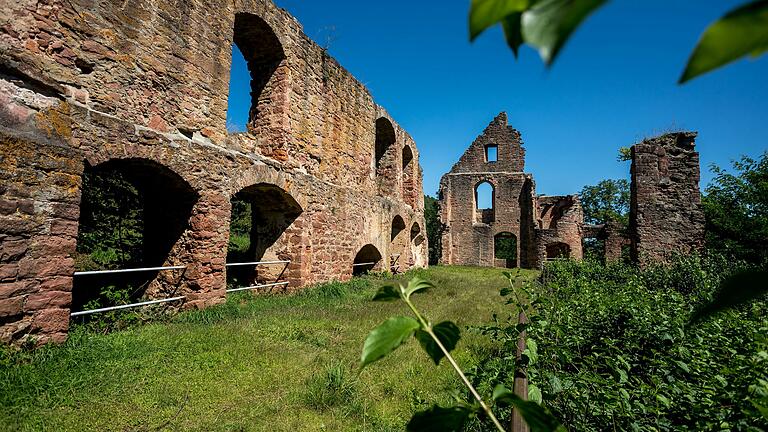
[629,132,705,266]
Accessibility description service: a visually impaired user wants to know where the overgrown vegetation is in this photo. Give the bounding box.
[425,195,443,265]
[472,256,768,431]
[703,151,768,265]
[0,267,530,432]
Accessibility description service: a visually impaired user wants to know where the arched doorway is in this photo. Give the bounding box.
[73,158,198,313]
[494,232,518,268]
[390,215,407,273]
[227,183,302,288]
[352,244,383,276]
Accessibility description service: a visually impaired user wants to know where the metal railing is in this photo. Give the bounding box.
[224,260,290,293]
[70,265,187,317]
[70,260,293,317]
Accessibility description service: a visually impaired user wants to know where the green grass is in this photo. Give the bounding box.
[0,266,537,432]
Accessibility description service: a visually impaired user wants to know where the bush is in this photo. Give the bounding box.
[477,256,768,431]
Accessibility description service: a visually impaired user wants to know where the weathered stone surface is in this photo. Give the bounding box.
[438,113,583,269]
[629,132,705,266]
[0,0,426,345]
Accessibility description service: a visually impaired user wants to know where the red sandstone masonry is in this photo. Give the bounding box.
[0,0,426,345]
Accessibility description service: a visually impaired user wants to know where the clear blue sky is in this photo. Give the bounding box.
[227,0,768,198]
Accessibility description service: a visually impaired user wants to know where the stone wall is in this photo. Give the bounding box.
[0,0,426,345]
[629,132,705,266]
[438,113,582,269]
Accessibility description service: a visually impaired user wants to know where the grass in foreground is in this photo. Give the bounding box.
[1,266,536,432]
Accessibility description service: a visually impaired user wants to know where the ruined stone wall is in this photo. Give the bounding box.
[531,195,584,267]
[629,132,704,266]
[438,113,536,268]
[0,0,426,345]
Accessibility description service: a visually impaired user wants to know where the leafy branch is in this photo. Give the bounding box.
[469,0,768,83]
[360,276,564,431]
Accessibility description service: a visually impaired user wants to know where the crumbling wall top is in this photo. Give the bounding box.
[448,112,525,174]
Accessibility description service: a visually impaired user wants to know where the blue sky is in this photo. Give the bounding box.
[227,0,768,198]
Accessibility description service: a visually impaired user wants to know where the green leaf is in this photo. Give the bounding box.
[372,285,401,302]
[415,321,461,365]
[691,270,768,322]
[360,316,420,369]
[528,384,543,404]
[521,0,608,65]
[522,338,539,365]
[404,277,434,300]
[469,0,530,41]
[656,394,671,409]
[407,405,474,432]
[680,0,768,83]
[492,385,565,432]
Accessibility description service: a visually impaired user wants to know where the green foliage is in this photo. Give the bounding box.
[469,0,768,82]
[415,321,461,365]
[470,0,606,65]
[703,152,768,264]
[407,405,474,432]
[304,363,359,410]
[617,146,632,162]
[494,235,517,262]
[76,167,143,270]
[680,0,768,83]
[579,179,630,225]
[476,256,768,431]
[424,195,443,265]
[493,385,566,432]
[228,198,252,257]
[360,316,421,368]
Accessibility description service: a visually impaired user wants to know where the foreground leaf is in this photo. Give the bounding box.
[680,0,768,83]
[404,277,434,299]
[360,316,420,368]
[469,0,530,40]
[691,269,768,322]
[407,405,474,432]
[415,321,461,365]
[372,285,400,302]
[493,385,565,432]
[521,0,608,65]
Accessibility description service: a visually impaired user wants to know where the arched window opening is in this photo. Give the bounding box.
[352,244,382,276]
[546,242,571,260]
[227,183,302,288]
[390,215,407,272]
[494,232,517,268]
[475,181,495,223]
[226,13,286,135]
[73,159,198,314]
[402,145,415,208]
[410,222,424,246]
[375,117,396,179]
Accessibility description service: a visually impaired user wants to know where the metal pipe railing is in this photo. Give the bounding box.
[70,296,185,317]
[352,262,376,267]
[225,260,290,267]
[226,281,289,293]
[74,265,186,276]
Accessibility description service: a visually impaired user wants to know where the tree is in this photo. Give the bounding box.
[702,152,768,264]
[579,179,629,226]
[469,0,768,83]
[424,195,443,265]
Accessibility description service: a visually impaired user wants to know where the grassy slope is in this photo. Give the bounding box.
[1,266,536,432]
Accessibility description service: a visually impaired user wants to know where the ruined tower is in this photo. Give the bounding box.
[629,132,705,266]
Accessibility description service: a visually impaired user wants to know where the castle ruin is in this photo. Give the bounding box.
[0,0,427,344]
[439,113,705,269]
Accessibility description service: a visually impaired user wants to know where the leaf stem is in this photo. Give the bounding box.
[403,296,507,432]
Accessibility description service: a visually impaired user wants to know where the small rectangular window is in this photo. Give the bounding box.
[485,145,498,162]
